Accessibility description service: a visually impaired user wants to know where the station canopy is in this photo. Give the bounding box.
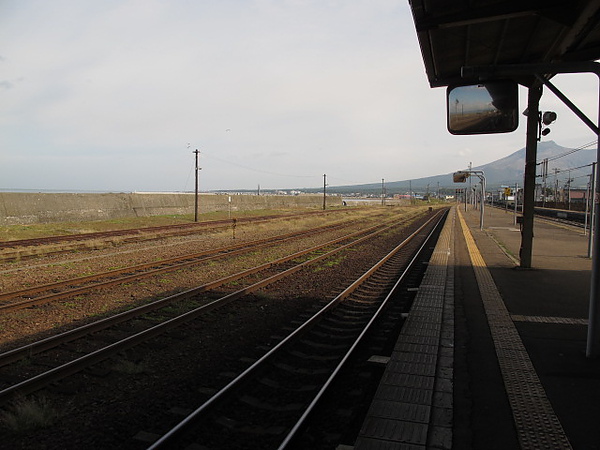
[409,0,600,88]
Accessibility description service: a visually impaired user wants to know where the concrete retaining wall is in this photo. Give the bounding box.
[0,192,342,225]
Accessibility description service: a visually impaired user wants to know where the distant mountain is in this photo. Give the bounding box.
[317,141,596,195]
[474,140,595,187]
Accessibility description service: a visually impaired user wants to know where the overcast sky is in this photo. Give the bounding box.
[1,0,598,192]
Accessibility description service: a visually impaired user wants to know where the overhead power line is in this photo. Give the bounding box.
[201,151,318,179]
[545,140,597,162]
[566,162,595,172]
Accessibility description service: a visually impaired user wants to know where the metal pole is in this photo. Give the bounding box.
[468,162,472,208]
[469,172,486,229]
[381,178,385,206]
[480,176,485,230]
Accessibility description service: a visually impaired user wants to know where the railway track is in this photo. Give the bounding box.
[146,209,447,449]
[490,204,588,229]
[0,209,357,260]
[0,218,389,313]
[0,217,405,369]
[0,210,443,410]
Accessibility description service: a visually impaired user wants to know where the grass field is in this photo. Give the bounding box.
[0,209,302,241]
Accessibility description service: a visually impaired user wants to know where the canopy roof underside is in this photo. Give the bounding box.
[409,0,600,87]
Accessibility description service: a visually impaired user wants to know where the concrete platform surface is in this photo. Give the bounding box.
[356,205,600,450]
[458,205,600,450]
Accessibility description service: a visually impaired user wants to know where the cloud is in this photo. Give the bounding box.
[457,148,473,158]
[0,1,597,192]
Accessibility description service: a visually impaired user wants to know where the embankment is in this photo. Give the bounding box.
[0,192,342,225]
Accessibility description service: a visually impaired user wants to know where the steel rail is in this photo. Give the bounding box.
[0,208,361,250]
[0,219,398,368]
[0,213,421,403]
[489,204,586,229]
[147,209,445,449]
[278,210,447,449]
[0,218,371,310]
[0,209,366,262]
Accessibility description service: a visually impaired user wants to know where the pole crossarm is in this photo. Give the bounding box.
[456,169,485,184]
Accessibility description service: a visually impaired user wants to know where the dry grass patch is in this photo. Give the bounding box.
[1,396,59,433]
[0,209,296,242]
[112,358,149,375]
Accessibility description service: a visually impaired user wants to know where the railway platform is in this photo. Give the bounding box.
[355,205,600,449]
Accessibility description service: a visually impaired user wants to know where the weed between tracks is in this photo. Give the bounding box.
[313,255,347,272]
[1,396,59,433]
[112,358,149,375]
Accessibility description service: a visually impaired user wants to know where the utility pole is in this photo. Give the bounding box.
[542,158,548,206]
[409,180,412,205]
[553,168,560,207]
[514,183,518,225]
[323,174,327,210]
[193,149,201,222]
[381,178,385,206]
[567,169,572,210]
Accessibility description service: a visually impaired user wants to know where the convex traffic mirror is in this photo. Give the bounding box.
[447,81,519,135]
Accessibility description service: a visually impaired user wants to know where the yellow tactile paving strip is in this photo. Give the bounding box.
[457,209,572,450]
[512,315,588,325]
